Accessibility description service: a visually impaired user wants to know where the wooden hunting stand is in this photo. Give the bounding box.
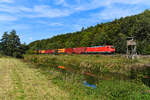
[126,37,138,59]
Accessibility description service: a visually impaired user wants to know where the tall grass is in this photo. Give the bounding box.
[24,54,138,76]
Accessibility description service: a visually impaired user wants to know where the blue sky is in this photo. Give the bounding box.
[0,0,150,44]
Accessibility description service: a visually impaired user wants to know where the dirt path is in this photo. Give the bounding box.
[0,58,69,100]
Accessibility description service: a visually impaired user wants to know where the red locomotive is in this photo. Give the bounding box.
[37,45,115,54]
[85,45,115,54]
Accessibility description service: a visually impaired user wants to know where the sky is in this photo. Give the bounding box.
[0,0,150,44]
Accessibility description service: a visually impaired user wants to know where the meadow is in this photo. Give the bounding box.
[24,54,150,100]
[0,57,69,100]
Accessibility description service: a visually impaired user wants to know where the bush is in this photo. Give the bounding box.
[13,52,22,58]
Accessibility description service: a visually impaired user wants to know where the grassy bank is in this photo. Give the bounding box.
[24,54,150,99]
[24,54,139,76]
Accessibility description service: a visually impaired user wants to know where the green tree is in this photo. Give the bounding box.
[8,30,21,56]
[80,32,93,47]
[1,32,9,55]
[0,30,27,58]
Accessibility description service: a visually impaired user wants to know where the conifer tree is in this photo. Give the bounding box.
[0,30,28,58]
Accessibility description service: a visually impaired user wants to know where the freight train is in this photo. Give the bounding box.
[36,45,115,54]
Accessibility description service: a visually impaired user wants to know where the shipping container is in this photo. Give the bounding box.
[45,50,49,54]
[65,48,73,54]
[45,49,55,54]
[39,50,42,54]
[73,47,87,54]
[58,49,65,53]
[41,50,46,54]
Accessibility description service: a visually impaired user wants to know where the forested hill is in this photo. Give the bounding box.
[29,10,150,54]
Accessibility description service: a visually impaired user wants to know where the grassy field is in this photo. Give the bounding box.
[0,55,150,99]
[0,57,69,100]
[23,54,150,99]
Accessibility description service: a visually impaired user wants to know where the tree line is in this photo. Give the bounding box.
[28,10,150,54]
[0,30,28,58]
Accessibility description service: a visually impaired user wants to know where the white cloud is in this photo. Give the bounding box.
[0,4,32,14]
[48,22,63,26]
[73,0,108,11]
[10,24,30,30]
[73,0,150,12]
[107,0,150,5]
[0,14,17,21]
[37,21,63,26]
[73,24,82,31]
[0,0,149,20]
[91,6,144,20]
[72,0,150,26]
[0,0,14,3]
[75,0,81,4]
[54,0,67,6]
[29,37,33,40]
[0,4,72,18]
[27,5,72,18]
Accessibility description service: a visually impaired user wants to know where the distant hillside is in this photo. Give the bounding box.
[28,10,150,54]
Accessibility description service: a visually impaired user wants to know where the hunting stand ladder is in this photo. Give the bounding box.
[126,37,138,59]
